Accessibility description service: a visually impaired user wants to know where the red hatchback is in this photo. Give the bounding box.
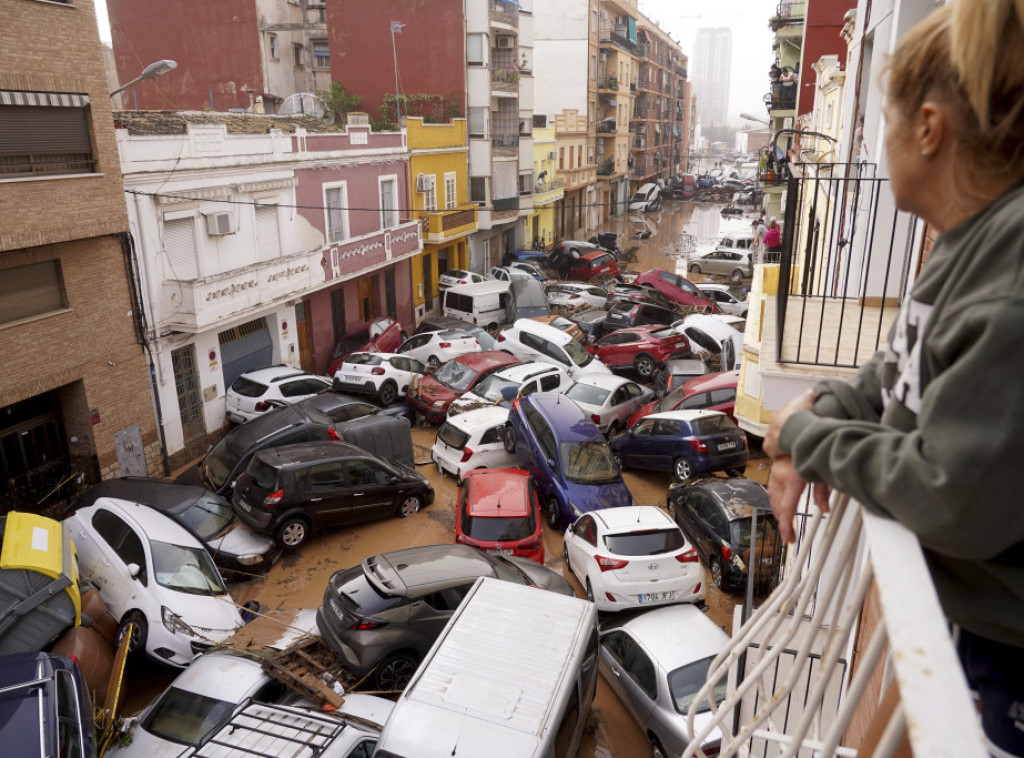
[405,351,520,424]
[568,250,620,281]
[632,269,719,312]
[587,326,692,380]
[455,469,544,563]
[627,369,740,427]
[326,316,405,376]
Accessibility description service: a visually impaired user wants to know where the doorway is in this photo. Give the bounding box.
[422,255,434,311]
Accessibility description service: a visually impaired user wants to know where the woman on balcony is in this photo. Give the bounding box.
[764,1,1024,755]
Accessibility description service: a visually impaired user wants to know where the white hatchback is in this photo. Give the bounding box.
[396,329,480,370]
[332,352,426,406]
[438,268,486,290]
[671,314,743,371]
[225,366,332,423]
[563,374,654,436]
[546,282,610,310]
[447,361,570,416]
[431,406,518,482]
[65,497,244,667]
[497,318,611,379]
[697,283,749,317]
[563,505,704,612]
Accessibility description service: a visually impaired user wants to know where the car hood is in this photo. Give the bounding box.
[628,399,658,427]
[108,724,205,758]
[564,478,633,513]
[504,557,576,597]
[412,376,457,405]
[206,520,278,564]
[160,591,244,637]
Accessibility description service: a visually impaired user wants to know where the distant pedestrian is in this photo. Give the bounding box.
[763,217,782,262]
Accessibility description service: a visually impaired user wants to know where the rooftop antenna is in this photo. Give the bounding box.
[390,21,405,121]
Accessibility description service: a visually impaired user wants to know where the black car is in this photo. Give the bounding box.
[232,441,434,549]
[291,390,416,426]
[185,404,338,496]
[666,478,781,591]
[600,301,678,336]
[414,315,498,350]
[72,478,281,574]
[568,309,611,344]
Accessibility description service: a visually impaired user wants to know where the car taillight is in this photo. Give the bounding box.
[630,305,640,317]
[591,414,601,425]
[688,437,708,453]
[569,294,580,300]
[350,616,389,631]
[676,548,699,563]
[371,367,386,375]
[512,398,521,410]
[439,342,452,349]
[497,333,506,342]
[460,447,474,463]
[596,555,629,572]
[263,489,284,507]
[328,427,340,441]
[458,279,467,284]
[721,545,733,562]
[254,401,270,412]
[605,592,618,602]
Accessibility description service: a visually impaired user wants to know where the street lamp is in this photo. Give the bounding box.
[740,112,770,126]
[109,59,177,98]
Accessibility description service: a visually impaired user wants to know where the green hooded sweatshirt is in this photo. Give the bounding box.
[779,182,1024,648]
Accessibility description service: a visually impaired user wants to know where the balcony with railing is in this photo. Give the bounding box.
[490,65,521,92]
[599,23,635,54]
[417,203,479,244]
[769,0,807,32]
[597,117,617,135]
[596,157,615,176]
[597,72,620,92]
[532,177,565,205]
[489,0,519,28]
[491,132,519,154]
[766,81,798,112]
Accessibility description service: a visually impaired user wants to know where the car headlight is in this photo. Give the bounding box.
[161,606,195,636]
[432,400,446,408]
[235,554,263,566]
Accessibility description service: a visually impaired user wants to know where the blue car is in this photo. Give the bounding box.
[502,249,551,267]
[503,392,633,530]
[610,409,748,481]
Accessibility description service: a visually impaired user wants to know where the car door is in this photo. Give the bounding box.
[343,459,399,522]
[690,491,725,561]
[523,404,559,501]
[79,508,146,618]
[600,630,658,728]
[300,460,353,528]
[279,377,331,403]
[388,356,422,396]
[476,424,511,468]
[397,333,432,364]
[621,418,655,468]
[648,417,683,470]
[404,583,474,653]
[616,382,646,424]
[565,514,598,585]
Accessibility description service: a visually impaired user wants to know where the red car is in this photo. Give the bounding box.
[587,326,692,380]
[568,250,620,281]
[406,351,520,424]
[455,468,544,563]
[326,316,405,376]
[627,369,740,427]
[632,269,719,312]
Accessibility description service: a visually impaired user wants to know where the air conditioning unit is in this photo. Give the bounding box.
[416,174,434,193]
[205,211,237,236]
[547,151,557,160]
[497,36,515,49]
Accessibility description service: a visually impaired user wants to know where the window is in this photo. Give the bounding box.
[163,216,199,280]
[0,260,66,325]
[444,172,457,209]
[307,462,347,489]
[590,55,597,80]
[385,269,398,320]
[269,34,278,60]
[421,174,436,211]
[324,184,348,242]
[379,177,398,229]
[55,669,84,758]
[466,33,484,64]
[312,41,329,69]
[346,459,391,486]
[470,177,487,205]
[0,94,95,177]
[254,204,281,261]
[293,43,304,66]
[468,107,487,137]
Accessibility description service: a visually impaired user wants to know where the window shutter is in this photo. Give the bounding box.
[164,217,199,280]
[255,205,281,261]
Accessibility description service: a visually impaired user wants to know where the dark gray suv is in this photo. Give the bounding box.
[316,544,574,691]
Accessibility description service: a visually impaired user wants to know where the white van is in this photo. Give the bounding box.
[442,280,511,330]
[628,182,662,212]
[373,577,599,758]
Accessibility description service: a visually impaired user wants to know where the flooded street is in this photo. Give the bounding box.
[120,198,769,757]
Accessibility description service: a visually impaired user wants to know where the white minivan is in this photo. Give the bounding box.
[373,576,599,758]
[442,280,511,331]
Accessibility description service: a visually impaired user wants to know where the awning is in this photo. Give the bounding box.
[602,96,618,105]
[0,90,90,107]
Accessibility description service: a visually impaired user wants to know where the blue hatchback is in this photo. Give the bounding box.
[503,392,633,530]
[610,409,748,481]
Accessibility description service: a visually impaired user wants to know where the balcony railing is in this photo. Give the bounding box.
[680,490,985,757]
[0,151,97,177]
[491,133,519,149]
[768,81,798,111]
[491,195,519,211]
[418,203,478,243]
[490,65,520,90]
[599,24,635,53]
[769,0,807,29]
[489,0,519,27]
[596,157,615,176]
[775,163,917,368]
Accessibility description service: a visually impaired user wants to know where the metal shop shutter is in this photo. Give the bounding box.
[218,318,272,389]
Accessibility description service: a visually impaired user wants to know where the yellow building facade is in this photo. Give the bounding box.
[406,117,478,320]
[527,126,564,248]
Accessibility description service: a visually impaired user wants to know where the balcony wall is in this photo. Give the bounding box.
[418,203,478,244]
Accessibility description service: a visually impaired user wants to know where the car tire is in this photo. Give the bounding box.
[711,555,728,590]
[397,493,423,518]
[378,380,398,406]
[275,517,309,550]
[731,269,745,283]
[503,425,517,454]
[545,497,562,531]
[117,611,148,657]
[427,355,441,370]
[373,652,420,692]
[585,578,595,603]
[673,457,694,481]
[634,353,657,379]
[726,466,745,477]
[563,540,572,572]
[689,263,702,274]
[650,736,668,758]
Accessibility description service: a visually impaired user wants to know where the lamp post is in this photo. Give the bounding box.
[109,59,177,99]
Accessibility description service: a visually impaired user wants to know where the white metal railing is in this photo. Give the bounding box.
[681,492,988,758]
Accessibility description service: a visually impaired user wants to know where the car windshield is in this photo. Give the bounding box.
[565,383,611,406]
[560,442,620,484]
[177,495,234,541]
[668,656,728,714]
[472,374,521,402]
[448,269,470,279]
[650,328,677,339]
[563,338,593,367]
[202,437,242,490]
[152,541,227,595]
[333,328,370,358]
[141,688,236,746]
[726,287,746,301]
[604,528,686,556]
[433,361,480,392]
[657,384,691,413]
[345,353,381,366]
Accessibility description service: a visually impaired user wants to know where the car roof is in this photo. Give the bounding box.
[684,478,771,520]
[526,393,603,443]
[511,318,573,346]
[160,650,269,701]
[647,409,726,423]
[75,477,215,514]
[665,358,709,374]
[682,369,740,394]
[580,250,612,261]
[81,497,206,549]
[345,352,404,361]
[591,505,675,532]
[256,440,366,468]
[237,366,308,383]
[454,350,519,370]
[571,373,631,390]
[365,544,495,596]
[571,309,609,324]
[493,361,558,383]
[224,403,324,445]
[465,469,531,518]
[681,314,741,339]
[444,280,511,295]
[614,604,729,668]
[446,405,509,430]
[295,392,375,416]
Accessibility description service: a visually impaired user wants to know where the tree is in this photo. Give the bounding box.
[317,82,363,125]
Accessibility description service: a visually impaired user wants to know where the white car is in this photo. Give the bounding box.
[508,261,546,280]
[488,265,535,283]
[687,248,753,282]
[563,506,704,612]
[431,406,518,482]
[563,374,653,436]
[447,361,570,416]
[396,329,479,369]
[497,318,611,379]
[546,282,610,309]
[697,283,749,317]
[65,498,244,667]
[332,351,426,406]
[671,314,743,371]
[225,367,332,423]
[438,268,486,290]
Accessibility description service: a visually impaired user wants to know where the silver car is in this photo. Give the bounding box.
[599,604,730,758]
[687,249,753,282]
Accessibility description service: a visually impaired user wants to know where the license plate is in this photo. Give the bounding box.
[638,591,675,603]
[718,441,737,451]
[227,412,244,424]
[238,501,252,513]
[346,375,360,382]
[487,548,513,556]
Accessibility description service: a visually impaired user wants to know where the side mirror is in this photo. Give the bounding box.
[389,475,400,484]
[546,459,556,468]
[127,563,141,579]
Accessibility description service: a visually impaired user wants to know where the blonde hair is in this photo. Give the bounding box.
[886,0,1024,194]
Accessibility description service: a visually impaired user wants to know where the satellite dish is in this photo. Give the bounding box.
[277,92,325,118]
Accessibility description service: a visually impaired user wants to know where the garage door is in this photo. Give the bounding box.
[219,317,272,389]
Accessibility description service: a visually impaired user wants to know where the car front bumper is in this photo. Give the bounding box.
[407,395,449,424]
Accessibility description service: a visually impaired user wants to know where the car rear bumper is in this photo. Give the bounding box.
[315,607,372,675]
[593,573,704,612]
[332,377,380,396]
[694,449,749,474]
[233,497,275,534]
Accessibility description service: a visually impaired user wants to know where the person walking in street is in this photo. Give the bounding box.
[763,1,1024,755]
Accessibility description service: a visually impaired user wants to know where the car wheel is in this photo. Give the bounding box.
[117,611,148,657]
[545,497,562,531]
[397,494,423,518]
[634,353,657,379]
[711,555,727,590]
[650,736,668,758]
[563,539,572,572]
[673,457,694,481]
[726,466,745,477]
[689,263,702,274]
[378,380,398,406]
[373,652,420,692]
[275,517,309,550]
[731,269,745,283]
[427,355,441,370]
[585,578,595,603]
[503,425,517,454]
